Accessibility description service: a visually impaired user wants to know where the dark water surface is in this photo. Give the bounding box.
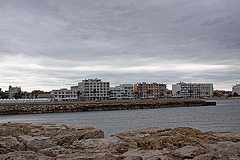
[0,99,239,137]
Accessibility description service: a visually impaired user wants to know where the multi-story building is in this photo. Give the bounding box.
[9,86,21,98]
[109,84,134,100]
[134,82,167,99]
[50,88,77,101]
[213,90,232,98]
[172,82,213,98]
[77,78,110,101]
[232,84,240,96]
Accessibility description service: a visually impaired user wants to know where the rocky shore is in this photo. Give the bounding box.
[0,99,216,115]
[0,123,239,160]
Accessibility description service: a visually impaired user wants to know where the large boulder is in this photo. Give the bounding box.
[39,145,76,157]
[18,135,57,152]
[0,136,25,154]
[122,149,170,160]
[172,145,205,158]
[206,141,240,159]
[72,136,121,153]
[55,152,122,160]
[0,151,52,160]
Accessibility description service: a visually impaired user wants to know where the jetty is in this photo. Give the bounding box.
[0,99,216,115]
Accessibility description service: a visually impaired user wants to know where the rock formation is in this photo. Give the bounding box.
[0,123,239,159]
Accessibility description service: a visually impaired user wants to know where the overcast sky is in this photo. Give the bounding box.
[0,0,240,91]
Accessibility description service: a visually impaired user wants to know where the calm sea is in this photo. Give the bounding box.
[0,99,239,137]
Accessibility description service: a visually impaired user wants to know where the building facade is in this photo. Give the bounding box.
[9,86,21,98]
[109,84,134,100]
[172,82,213,98]
[50,88,77,101]
[134,82,167,99]
[232,84,240,96]
[77,78,110,101]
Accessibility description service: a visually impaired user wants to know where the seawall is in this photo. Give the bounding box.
[0,99,216,115]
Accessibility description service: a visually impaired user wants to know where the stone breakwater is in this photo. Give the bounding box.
[0,123,239,160]
[0,99,216,115]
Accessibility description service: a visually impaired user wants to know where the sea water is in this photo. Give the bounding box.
[0,99,239,137]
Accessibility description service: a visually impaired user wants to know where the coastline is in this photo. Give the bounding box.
[0,99,216,115]
[0,123,239,159]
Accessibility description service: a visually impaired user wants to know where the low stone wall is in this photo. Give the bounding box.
[0,100,216,115]
[0,123,239,159]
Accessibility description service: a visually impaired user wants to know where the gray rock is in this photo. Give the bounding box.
[193,153,220,160]
[18,135,57,152]
[72,136,121,152]
[124,156,143,160]
[0,151,52,160]
[0,136,25,154]
[55,152,122,160]
[122,149,170,160]
[39,145,75,157]
[172,145,205,158]
[207,142,240,159]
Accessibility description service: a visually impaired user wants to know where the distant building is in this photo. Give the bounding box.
[232,84,240,96]
[134,82,167,99]
[50,88,77,101]
[109,84,134,100]
[213,90,232,98]
[9,86,21,98]
[172,82,213,98]
[76,78,110,101]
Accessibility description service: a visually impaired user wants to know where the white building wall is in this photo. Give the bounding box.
[51,88,77,101]
[77,78,110,101]
[110,84,134,100]
[232,84,240,95]
[172,82,213,98]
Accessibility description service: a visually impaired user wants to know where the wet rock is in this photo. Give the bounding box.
[172,145,205,158]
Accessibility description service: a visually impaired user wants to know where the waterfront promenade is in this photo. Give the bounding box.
[0,99,216,115]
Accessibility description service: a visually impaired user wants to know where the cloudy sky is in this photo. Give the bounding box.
[0,0,240,91]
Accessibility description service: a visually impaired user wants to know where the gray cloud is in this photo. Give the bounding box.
[0,0,240,91]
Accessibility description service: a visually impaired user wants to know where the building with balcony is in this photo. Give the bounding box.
[77,78,110,101]
[109,84,134,100]
[172,82,213,98]
[134,82,167,99]
[50,88,77,101]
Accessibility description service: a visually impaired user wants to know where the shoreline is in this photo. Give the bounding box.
[0,123,239,159]
[0,99,216,115]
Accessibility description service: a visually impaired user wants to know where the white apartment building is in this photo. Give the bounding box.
[109,84,134,100]
[50,88,77,101]
[232,84,240,95]
[9,86,21,98]
[172,82,213,98]
[77,78,110,101]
